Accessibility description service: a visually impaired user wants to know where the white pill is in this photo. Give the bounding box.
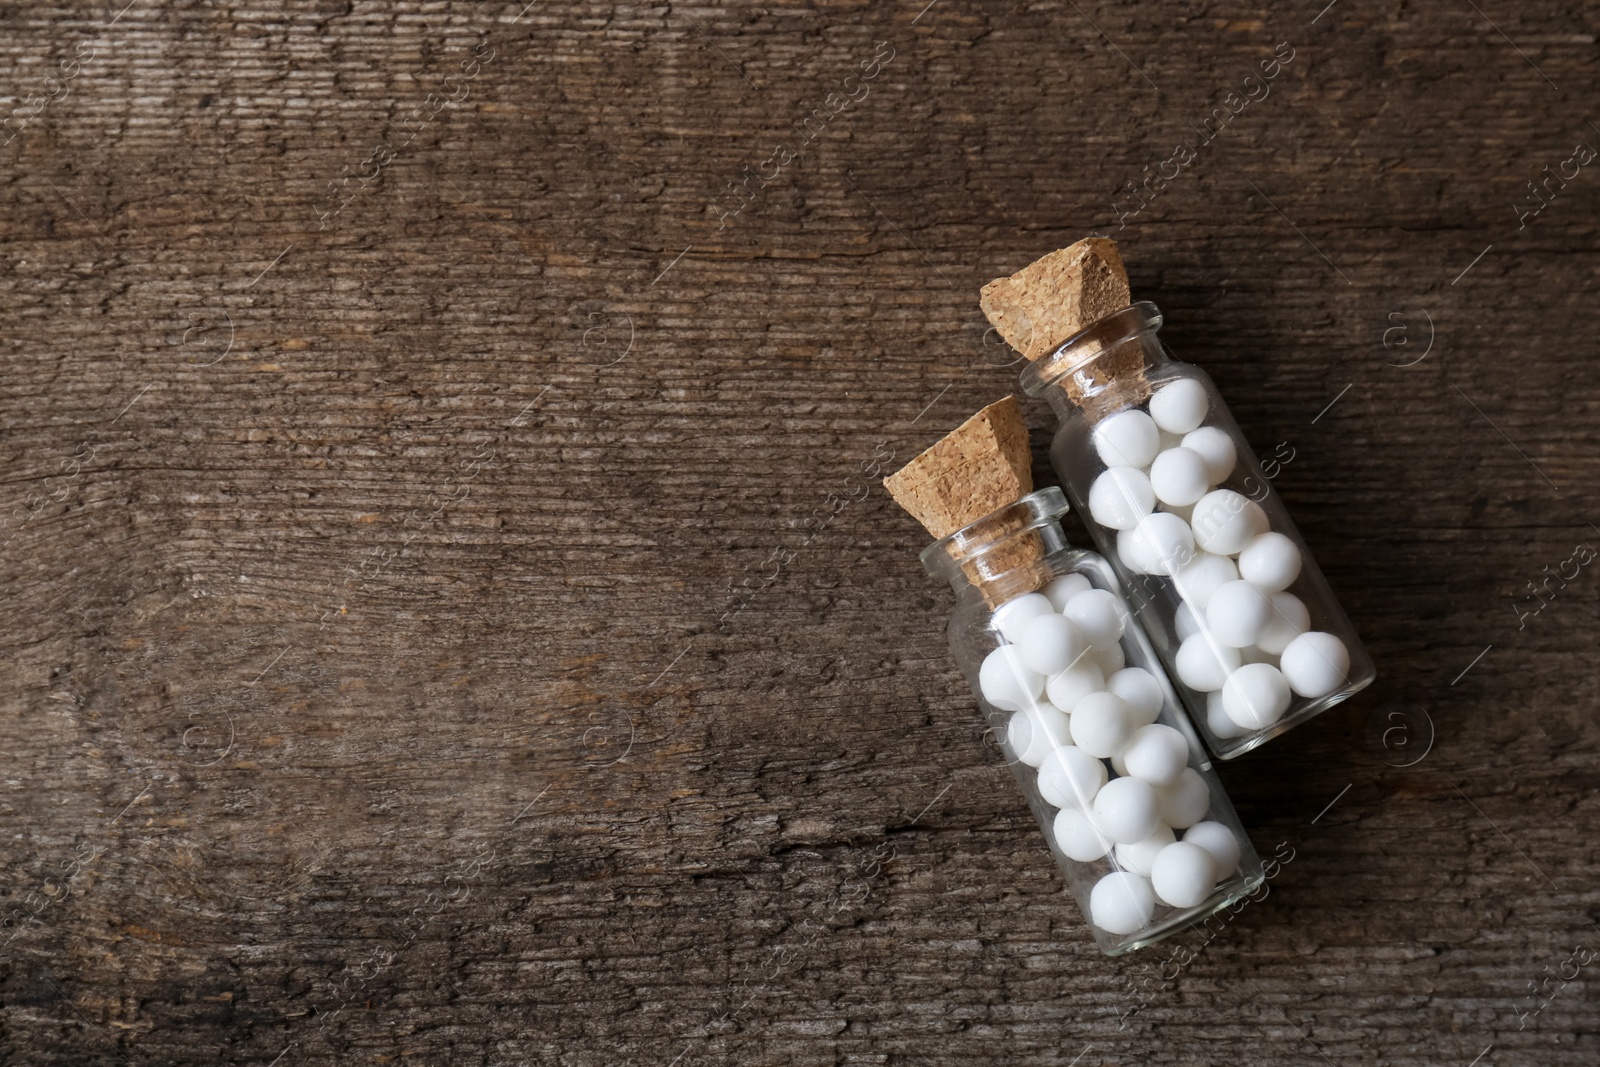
[1150,379,1210,435]
[1091,871,1155,935]
[1093,409,1161,468]
[1007,704,1071,768]
[1174,633,1241,692]
[1181,426,1237,485]
[1128,513,1196,576]
[1121,724,1189,786]
[1239,532,1302,591]
[1064,589,1127,649]
[1149,447,1211,507]
[1107,667,1164,727]
[1094,776,1163,844]
[1158,768,1211,828]
[1205,690,1250,739]
[1280,631,1351,699]
[1118,527,1160,575]
[1152,841,1217,908]
[1037,745,1108,809]
[1071,692,1136,759]
[1088,466,1156,531]
[1017,614,1091,676]
[1256,591,1310,655]
[1173,551,1238,612]
[979,645,1045,711]
[1192,489,1266,556]
[1053,806,1113,862]
[1183,821,1243,882]
[1042,573,1093,612]
[992,592,1055,643]
[1046,662,1105,712]
[1114,824,1176,877]
[1093,642,1126,677]
[1175,601,1202,641]
[1206,580,1274,648]
[1221,662,1292,729]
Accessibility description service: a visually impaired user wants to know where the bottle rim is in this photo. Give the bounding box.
[1019,300,1164,397]
[919,486,1070,578]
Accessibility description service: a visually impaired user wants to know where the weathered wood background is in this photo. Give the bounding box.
[2,1,1597,1063]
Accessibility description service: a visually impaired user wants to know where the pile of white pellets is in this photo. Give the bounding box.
[980,576,1244,937]
[1086,378,1352,739]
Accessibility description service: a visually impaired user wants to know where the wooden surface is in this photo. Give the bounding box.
[3,2,1598,1063]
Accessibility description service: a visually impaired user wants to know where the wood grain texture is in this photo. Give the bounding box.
[2,1,1598,1063]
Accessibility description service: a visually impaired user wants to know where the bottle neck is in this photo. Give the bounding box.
[922,488,1073,608]
[1021,301,1166,422]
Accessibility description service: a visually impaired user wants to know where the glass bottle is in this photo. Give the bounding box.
[922,486,1263,955]
[1020,301,1376,758]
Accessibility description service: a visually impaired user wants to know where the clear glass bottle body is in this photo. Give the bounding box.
[923,487,1263,955]
[1021,302,1376,759]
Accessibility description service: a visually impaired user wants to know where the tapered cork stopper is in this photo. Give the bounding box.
[980,238,1130,361]
[884,396,1049,603]
[883,396,1033,540]
[980,239,1150,420]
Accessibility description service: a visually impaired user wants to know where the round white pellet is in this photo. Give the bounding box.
[1280,631,1351,699]
[1173,551,1239,612]
[1090,871,1155,935]
[1093,409,1161,469]
[1191,490,1263,556]
[1183,821,1243,882]
[1121,723,1190,786]
[1042,573,1093,612]
[1256,591,1310,655]
[1007,704,1071,768]
[1149,447,1212,507]
[1128,513,1197,577]
[1221,662,1292,729]
[1053,806,1113,862]
[1117,526,1160,575]
[1088,466,1156,531]
[1037,745,1108,809]
[978,645,1045,711]
[1206,580,1274,648]
[1107,667,1164,727]
[1174,633,1242,692]
[1239,531,1302,592]
[1114,824,1176,877]
[1093,642,1126,677]
[1070,692,1136,759]
[1094,776,1163,845]
[1181,426,1237,485]
[1152,841,1217,908]
[1017,614,1091,676]
[1205,690,1250,739]
[1149,379,1210,435]
[1045,662,1105,712]
[992,592,1054,643]
[1064,589,1128,650]
[1175,601,1202,641]
[1158,768,1211,828]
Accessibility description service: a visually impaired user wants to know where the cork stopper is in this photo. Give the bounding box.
[980,239,1150,419]
[884,396,1048,603]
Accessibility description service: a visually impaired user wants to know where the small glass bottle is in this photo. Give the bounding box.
[922,485,1263,955]
[1020,302,1376,758]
